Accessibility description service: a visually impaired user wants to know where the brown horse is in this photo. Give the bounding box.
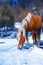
[18,13,42,48]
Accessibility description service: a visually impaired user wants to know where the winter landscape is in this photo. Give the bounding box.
[0,0,43,65]
[0,22,43,65]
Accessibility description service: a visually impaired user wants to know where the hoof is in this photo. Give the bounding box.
[38,45,40,48]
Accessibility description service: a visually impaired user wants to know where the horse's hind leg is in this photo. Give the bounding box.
[32,30,36,45]
[37,29,41,47]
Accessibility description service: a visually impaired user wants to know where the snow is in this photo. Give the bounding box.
[0,39,18,51]
[40,33,43,40]
[14,22,21,29]
[0,23,43,65]
[0,43,43,65]
[0,33,43,65]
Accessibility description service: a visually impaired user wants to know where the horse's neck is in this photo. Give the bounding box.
[25,13,32,23]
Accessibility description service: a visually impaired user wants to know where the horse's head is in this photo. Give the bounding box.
[17,25,26,48]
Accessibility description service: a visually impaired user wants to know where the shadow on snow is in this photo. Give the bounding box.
[18,41,43,50]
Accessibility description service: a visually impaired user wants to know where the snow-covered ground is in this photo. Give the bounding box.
[0,39,43,65]
[0,33,43,65]
[0,22,43,65]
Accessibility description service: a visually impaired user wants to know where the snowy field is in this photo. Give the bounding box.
[0,22,43,65]
[0,33,43,65]
[0,44,43,65]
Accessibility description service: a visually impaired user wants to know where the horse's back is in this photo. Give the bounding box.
[32,15,42,29]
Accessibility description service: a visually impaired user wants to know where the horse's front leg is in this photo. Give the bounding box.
[18,31,25,49]
[25,32,29,48]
